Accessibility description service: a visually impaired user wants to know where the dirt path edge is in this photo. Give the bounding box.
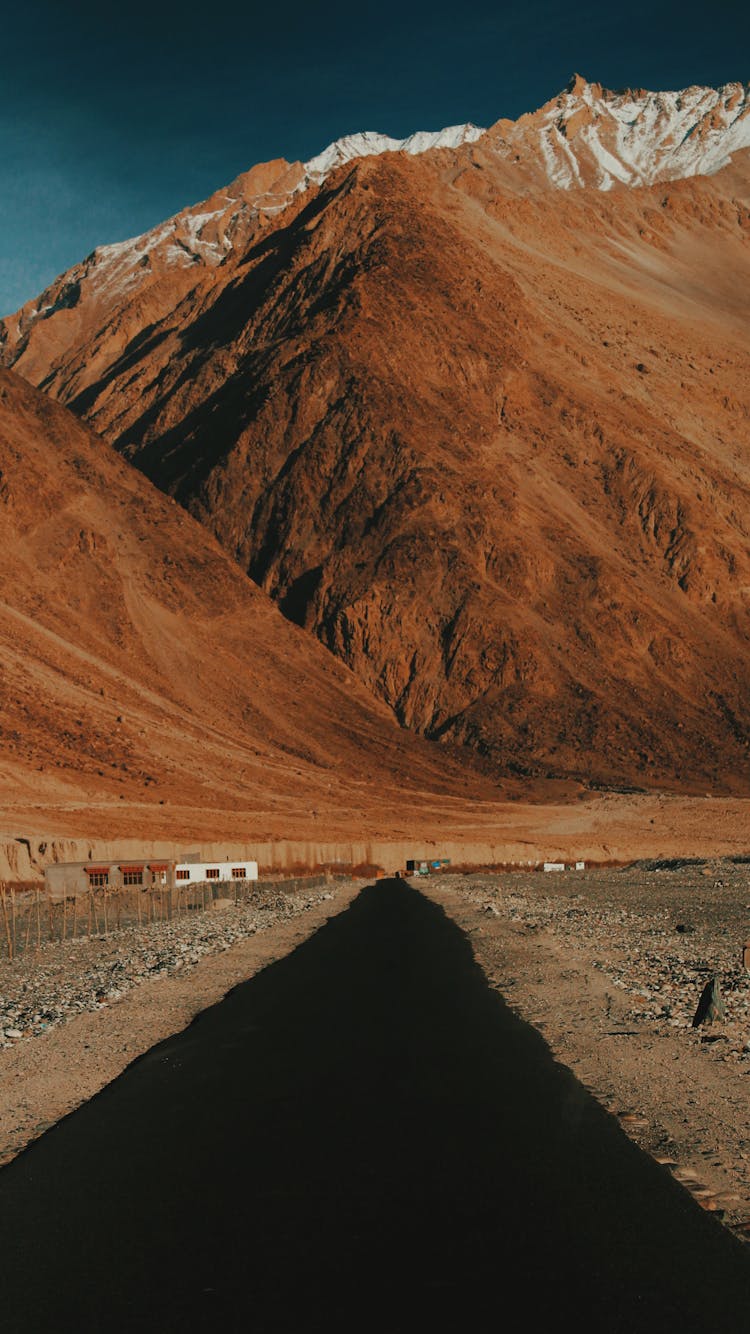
[424,880,750,1246]
[0,881,361,1168]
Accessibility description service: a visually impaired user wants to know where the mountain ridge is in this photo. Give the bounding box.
[488,75,750,190]
[3,76,748,352]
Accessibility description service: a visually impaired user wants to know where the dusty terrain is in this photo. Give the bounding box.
[0,876,362,1166]
[5,787,750,885]
[427,864,750,1243]
[8,875,750,1333]
[3,92,750,791]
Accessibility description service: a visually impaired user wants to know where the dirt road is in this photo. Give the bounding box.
[1,879,750,1332]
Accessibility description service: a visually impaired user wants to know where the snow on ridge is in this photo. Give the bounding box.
[85,206,230,299]
[303,131,403,178]
[519,77,750,191]
[303,123,485,179]
[16,79,750,324]
[82,123,485,296]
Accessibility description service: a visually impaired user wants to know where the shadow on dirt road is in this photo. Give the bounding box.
[1,878,749,1332]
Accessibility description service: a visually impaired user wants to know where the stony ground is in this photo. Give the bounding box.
[0,878,361,1166]
[425,861,750,1245]
[0,881,338,1046]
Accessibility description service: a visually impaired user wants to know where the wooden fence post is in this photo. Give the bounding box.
[25,896,33,953]
[1,884,13,961]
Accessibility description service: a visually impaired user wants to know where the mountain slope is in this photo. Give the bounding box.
[0,121,482,384]
[3,82,750,793]
[0,368,504,845]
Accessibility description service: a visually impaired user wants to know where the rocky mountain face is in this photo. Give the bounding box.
[3,80,750,793]
[489,75,750,190]
[0,369,495,842]
[0,123,483,385]
[6,78,747,383]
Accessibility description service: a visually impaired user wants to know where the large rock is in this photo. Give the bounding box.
[692,978,727,1028]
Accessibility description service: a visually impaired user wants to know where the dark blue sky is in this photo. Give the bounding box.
[0,0,747,314]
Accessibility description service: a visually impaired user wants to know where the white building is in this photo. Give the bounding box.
[172,860,258,886]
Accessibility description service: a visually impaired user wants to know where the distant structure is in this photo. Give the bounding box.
[405,858,451,876]
[44,857,258,899]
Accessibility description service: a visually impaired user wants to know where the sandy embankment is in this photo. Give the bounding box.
[3,792,750,882]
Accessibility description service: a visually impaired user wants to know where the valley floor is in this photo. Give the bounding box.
[0,879,361,1167]
[428,865,750,1243]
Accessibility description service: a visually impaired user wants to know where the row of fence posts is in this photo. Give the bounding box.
[0,872,339,963]
[0,879,242,962]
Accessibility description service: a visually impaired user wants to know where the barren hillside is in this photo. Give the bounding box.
[0,369,506,848]
[4,81,750,792]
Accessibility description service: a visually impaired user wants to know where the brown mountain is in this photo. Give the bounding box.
[0,367,506,851]
[4,83,750,794]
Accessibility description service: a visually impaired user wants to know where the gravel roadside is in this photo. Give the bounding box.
[424,863,750,1243]
[0,877,362,1166]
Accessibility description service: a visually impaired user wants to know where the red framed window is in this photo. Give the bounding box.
[85,866,109,889]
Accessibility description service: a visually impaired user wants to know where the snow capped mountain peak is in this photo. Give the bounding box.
[5,80,750,349]
[304,131,403,178]
[303,123,485,181]
[566,72,590,96]
[492,77,750,190]
[0,117,488,337]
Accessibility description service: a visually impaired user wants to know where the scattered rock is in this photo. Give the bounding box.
[693,977,726,1028]
[0,883,341,1046]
